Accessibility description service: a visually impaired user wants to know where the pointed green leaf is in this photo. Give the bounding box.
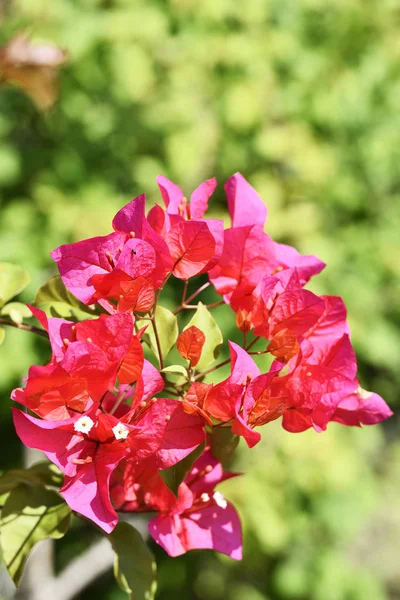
[109,522,157,600]
[0,484,71,585]
[0,462,63,495]
[160,442,205,496]
[186,302,223,369]
[161,365,188,377]
[0,263,30,309]
[137,306,178,360]
[210,428,240,468]
[34,275,101,321]
[0,328,4,346]
[1,302,32,325]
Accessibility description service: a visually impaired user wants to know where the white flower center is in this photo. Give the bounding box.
[213,491,227,509]
[200,493,210,503]
[74,416,94,434]
[112,422,129,440]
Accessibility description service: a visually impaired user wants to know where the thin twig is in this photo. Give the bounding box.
[0,317,48,338]
[109,383,134,416]
[245,336,260,352]
[150,290,164,370]
[180,280,188,306]
[180,300,224,310]
[194,358,231,381]
[173,282,212,314]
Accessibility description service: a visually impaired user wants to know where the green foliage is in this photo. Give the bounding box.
[0,263,30,308]
[0,484,71,584]
[0,461,63,495]
[1,301,32,325]
[160,442,205,496]
[34,274,100,320]
[109,522,157,600]
[209,428,240,468]
[186,302,223,369]
[138,306,178,360]
[0,0,399,598]
[161,365,188,378]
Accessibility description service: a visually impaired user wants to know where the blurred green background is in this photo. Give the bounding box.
[0,0,399,598]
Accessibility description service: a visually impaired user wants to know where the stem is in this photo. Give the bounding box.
[109,383,134,416]
[185,281,210,304]
[0,317,48,338]
[245,336,260,352]
[150,290,164,370]
[180,280,188,306]
[178,300,224,310]
[173,282,211,314]
[194,358,231,381]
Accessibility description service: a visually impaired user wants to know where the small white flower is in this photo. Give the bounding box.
[213,491,227,509]
[112,422,129,440]
[74,416,94,434]
[200,493,210,503]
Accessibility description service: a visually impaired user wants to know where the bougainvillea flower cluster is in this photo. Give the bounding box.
[12,173,392,558]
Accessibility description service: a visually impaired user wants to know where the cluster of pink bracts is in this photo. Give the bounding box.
[12,174,392,560]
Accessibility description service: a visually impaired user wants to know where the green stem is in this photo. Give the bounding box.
[150,289,164,370]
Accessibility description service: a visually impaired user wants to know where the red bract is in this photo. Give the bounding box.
[12,310,142,420]
[182,382,213,425]
[154,175,224,278]
[204,342,284,447]
[112,449,242,559]
[51,195,172,308]
[177,326,206,367]
[270,334,391,433]
[12,397,205,532]
[209,173,325,316]
[8,172,391,569]
[148,449,242,559]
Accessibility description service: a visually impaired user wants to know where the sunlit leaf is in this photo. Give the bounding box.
[109,522,157,600]
[1,302,32,325]
[210,428,240,468]
[160,442,205,495]
[161,364,188,377]
[34,275,101,321]
[137,305,178,360]
[186,302,223,369]
[0,263,30,309]
[0,484,71,585]
[0,462,63,496]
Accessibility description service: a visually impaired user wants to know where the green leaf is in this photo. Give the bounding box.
[0,462,64,495]
[160,442,205,495]
[34,275,101,321]
[0,328,4,346]
[1,302,32,325]
[186,302,223,369]
[210,428,239,468]
[137,306,178,360]
[109,522,157,600]
[0,484,71,585]
[161,365,188,377]
[0,263,30,309]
